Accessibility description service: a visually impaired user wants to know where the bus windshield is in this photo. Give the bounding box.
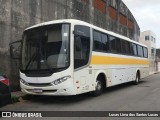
[21,24,70,74]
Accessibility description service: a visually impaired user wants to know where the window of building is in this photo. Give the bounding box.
[145,36,149,41]
[128,20,134,29]
[151,48,155,54]
[93,0,106,14]
[119,14,127,26]
[109,0,117,9]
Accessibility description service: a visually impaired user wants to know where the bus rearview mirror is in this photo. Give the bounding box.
[9,40,22,59]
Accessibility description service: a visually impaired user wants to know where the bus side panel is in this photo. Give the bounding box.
[108,66,136,86]
[74,67,95,95]
[139,66,149,79]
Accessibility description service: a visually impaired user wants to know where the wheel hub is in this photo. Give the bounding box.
[96,81,101,91]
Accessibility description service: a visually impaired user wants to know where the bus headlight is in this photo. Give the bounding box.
[51,76,71,85]
[20,79,29,86]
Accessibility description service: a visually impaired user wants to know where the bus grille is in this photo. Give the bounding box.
[28,83,52,87]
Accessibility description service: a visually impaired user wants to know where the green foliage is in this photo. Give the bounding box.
[11,95,19,103]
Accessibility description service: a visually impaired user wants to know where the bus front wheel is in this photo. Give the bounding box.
[91,76,103,96]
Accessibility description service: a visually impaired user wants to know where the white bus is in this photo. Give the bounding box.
[12,19,149,96]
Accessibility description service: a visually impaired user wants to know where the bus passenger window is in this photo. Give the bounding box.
[121,40,126,54]
[125,41,131,55]
[137,45,143,57]
[101,34,110,52]
[115,38,121,53]
[110,36,116,53]
[93,31,110,52]
[93,31,102,51]
[143,47,148,58]
[131,43,138,56]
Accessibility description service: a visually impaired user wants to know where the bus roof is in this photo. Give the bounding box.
[25,19,147,48]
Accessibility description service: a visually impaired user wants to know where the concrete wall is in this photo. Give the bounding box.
[0,0,70,90]
[0,0,140,91]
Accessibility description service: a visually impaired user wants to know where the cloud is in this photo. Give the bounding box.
[123,0,160,48]
[123,0,160,9]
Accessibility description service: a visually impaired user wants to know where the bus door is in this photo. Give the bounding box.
[73,25,93,94]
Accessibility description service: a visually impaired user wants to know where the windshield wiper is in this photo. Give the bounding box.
[25,52,37,71]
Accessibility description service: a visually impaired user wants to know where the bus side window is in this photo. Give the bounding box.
[121,39,126,54]
[93,31,102,51]
[143,47,148,58]
[130,43,134,55]
[101,33,110,52]
[110,36,122,54]
[137,45,143,57]
[110,36,116,53]
[131,43,138,56]
[116,38,121,53]
[125,41,131,55]
[93,30,110,52]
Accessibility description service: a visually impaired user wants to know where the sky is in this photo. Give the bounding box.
[123,0,160,48]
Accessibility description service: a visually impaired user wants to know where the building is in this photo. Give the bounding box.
[140,30,156,74]
[0,0,140,54]
[0,0,140,90]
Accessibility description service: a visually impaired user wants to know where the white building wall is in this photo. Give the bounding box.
[158,62,160,72]
[140,30,156,74]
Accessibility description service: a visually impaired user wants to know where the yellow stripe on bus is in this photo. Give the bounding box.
[91,55,149,65]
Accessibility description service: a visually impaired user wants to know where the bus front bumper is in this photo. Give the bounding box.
[20,81,76,96]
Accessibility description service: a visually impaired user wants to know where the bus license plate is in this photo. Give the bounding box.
[34,89,43,93]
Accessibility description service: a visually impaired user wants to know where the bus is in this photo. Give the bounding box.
[10,19,149,96]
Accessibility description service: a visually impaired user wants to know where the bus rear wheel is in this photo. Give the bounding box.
[134,72,140,85]
[91,76,103,96]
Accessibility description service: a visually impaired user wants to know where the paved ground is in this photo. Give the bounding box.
[1,73,160,120]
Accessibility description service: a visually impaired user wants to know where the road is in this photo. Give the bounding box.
[1,73,160,120]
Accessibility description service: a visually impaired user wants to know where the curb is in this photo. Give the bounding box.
[11,91,26,103]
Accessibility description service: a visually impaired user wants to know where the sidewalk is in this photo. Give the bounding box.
[11,91,25,98]
[149,71,160,75]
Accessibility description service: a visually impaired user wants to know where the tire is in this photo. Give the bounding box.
[0,93,11,107]
[134,73,140,85]
[91,77,103,96]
